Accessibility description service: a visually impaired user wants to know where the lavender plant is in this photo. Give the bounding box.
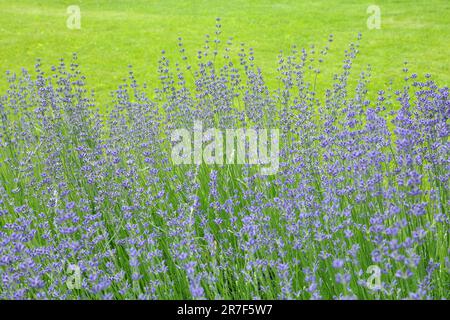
[0,22,449,299]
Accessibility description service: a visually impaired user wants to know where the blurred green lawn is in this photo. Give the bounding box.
[0,0,449,104]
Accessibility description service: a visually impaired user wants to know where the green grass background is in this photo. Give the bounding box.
[0,0,449,299]
[0,0,449,103]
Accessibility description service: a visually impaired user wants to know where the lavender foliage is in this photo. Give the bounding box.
[0,26,449,299]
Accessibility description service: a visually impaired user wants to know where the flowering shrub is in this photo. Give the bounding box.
[0,23,449,299]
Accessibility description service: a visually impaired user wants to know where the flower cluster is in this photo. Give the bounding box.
[0,23,448,299]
